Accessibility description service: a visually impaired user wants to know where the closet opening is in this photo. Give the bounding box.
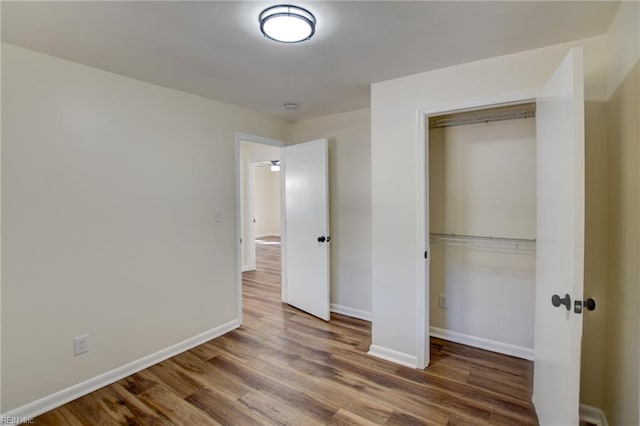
[427,101,537,361]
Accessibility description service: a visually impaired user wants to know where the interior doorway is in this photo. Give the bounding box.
[250,160,282,277]
[427,102,537,361]
[416,99,538,369]
[235,133,331,322]
[234,133,286,321]
[245,157,282,273]
[417,48,586,424]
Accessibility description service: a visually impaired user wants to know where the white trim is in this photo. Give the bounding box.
[416,92,539,120]
[430,327,534,360]
[415,109,429,369]
[367,345,418,368]
[247,160,257,272]
[579,404,608,426]
[235,133,285,149]
[1,319,240,422]
[241,265,254,272]
[330,304,372,321]
[279,152,287,303]
[234,135,243,324]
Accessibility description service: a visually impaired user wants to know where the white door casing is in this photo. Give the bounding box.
[234,133,286,323]
[284,139,330,321]
[245,156,281,272]
[533,47,585,425]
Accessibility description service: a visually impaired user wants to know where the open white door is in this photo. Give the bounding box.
[533,48,585,425]
[284,139,330,321]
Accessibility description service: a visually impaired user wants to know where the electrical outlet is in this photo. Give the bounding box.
[74,334,89,356]
[439,294,447,309]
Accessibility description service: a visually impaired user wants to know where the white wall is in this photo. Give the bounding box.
[289,109,372,319]
[429,119,536,238]
[1,43,288,413]
[239,142,281,269]
[370,35,607,365]
[253,164,281,237]
[429,118,536,354]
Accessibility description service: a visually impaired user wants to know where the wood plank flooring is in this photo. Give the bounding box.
[36,236,538,425]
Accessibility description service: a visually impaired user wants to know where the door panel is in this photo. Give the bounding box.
[533,47,585,425]
[284,139,330,321]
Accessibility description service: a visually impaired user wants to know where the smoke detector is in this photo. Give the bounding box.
[284,103,298,110]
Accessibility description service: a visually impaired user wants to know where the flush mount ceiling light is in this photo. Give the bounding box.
[259,5,316,43]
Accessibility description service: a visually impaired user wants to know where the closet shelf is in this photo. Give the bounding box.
[429,233,536,252]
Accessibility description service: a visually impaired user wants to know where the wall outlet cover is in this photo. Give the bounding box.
[74,334,89,356]
[439,294,447,309]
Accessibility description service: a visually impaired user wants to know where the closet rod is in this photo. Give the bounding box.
[429,233,536,252]
[429,104,536,128]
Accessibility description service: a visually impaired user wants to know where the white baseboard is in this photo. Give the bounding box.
[1,319,241,422]
[429,327,533,360]
[580,403,608,426]
[367,344,417,368]
[330,304,372,321]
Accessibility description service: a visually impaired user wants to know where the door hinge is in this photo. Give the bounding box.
[424,251,428,259]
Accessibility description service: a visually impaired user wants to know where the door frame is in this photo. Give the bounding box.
[234,132,287,323]
[245,156,282,272]
[415,92,537,369]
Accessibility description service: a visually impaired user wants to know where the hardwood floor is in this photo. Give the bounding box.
[36,236,538,425]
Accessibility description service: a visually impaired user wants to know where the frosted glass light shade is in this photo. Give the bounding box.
[259,5,316,43]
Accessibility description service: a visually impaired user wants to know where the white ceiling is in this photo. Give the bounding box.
[2,1,619,122]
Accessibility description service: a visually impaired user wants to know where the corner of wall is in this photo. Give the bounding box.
[580,403,609,426]
[367,345,417,369]
[0,319,241,421]
[604,1,640,99]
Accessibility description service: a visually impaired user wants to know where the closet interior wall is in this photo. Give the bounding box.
[428,104,537,358]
